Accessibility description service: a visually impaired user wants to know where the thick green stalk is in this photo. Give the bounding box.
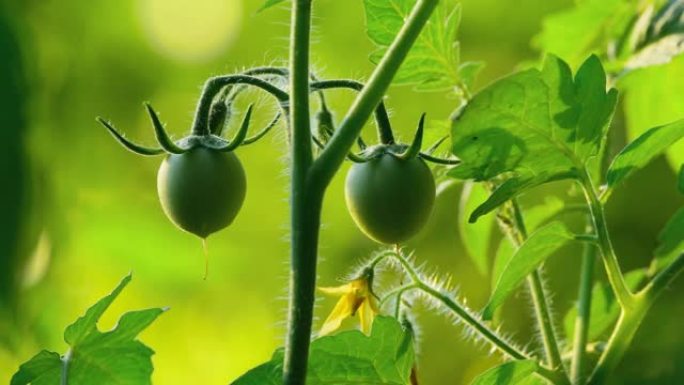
[579,171,634,309]
[310,0,439,190]
[509,200,567,379]
[570,238,597,384]
[587,249,684,384]
[283,1,316,384]
[282,1,440,384]
[587,302,647,385]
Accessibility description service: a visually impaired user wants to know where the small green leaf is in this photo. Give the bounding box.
[459,181,495,275]
[10,351,61,385]
[651,207,684,271]
[231,316,414,385]
[257,0,287,12]
[364,0,477,91]
[679,164,684,194]
[470,360,539,385]
[606,119,684,191]
[492,240,516,293]
[491,198,564,293]
[64,274,133,345]
[450,55,617,214]
[467,174,570,223]
[564,269,647,341]
[622,55,684,168]
[483,222,575,319]
[12,275,165,385]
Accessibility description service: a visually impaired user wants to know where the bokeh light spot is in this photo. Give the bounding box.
[140,0,242,62]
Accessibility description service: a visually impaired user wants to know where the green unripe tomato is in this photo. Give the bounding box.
[157,147,246,238]
[345,150,435,244]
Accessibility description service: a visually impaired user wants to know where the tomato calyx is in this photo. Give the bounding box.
[97,103,255,156]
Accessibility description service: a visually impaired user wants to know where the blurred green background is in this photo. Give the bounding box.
[1,0,682,384]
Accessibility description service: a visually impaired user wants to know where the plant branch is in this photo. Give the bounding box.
[309,0,440,191]
[191,75,288,136]
[507,199,567,379]
[588,253,684,384]
[283,1,317,385]
[310,79,393,144]
[570,227,597,385]
[642,253,684,299]
[386,251,530,361]
[579,171,635,309]
[587,303,647,385]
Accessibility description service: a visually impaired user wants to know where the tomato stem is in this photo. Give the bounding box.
[579,169,635,310]
[310,79,393,145]
[588,253,684,384]
[282,2,439,384]
[283,1,316,384]
[505,199,568,383]
[570,221,597,384]
[191,75,288,136]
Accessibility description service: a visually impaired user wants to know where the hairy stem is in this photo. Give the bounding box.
[579,171,634,309]
[418,283,530,360]
[387,251,530,360]
[372,250,569,384]
[310,79,393,144]
[570,226,597,385]
[508,199,567,379]
[191,75,288,136]
[309,0,440,190]
[283,1,316,384]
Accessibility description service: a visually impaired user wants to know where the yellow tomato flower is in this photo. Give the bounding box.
[318,274,379,336]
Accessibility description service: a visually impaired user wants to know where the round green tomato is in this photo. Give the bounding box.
[157,147,246,238]
[345,153,435,244]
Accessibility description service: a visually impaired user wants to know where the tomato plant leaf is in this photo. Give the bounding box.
[459,181,495,275]
[534,0,636,68]
[363,0,480,92]
[11,275,165,385]
[606,119,684,193]
[469,360,539,385]
[468,173,571,223]
[450,55,617,218]
[490,198,565,293]
[231,316,414,385]
[651,206,684,272]
[257,0,287,12]
[10,351,61,385]
[483,222,575,320]
[564,268,647,341]
[622,55,684,168]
